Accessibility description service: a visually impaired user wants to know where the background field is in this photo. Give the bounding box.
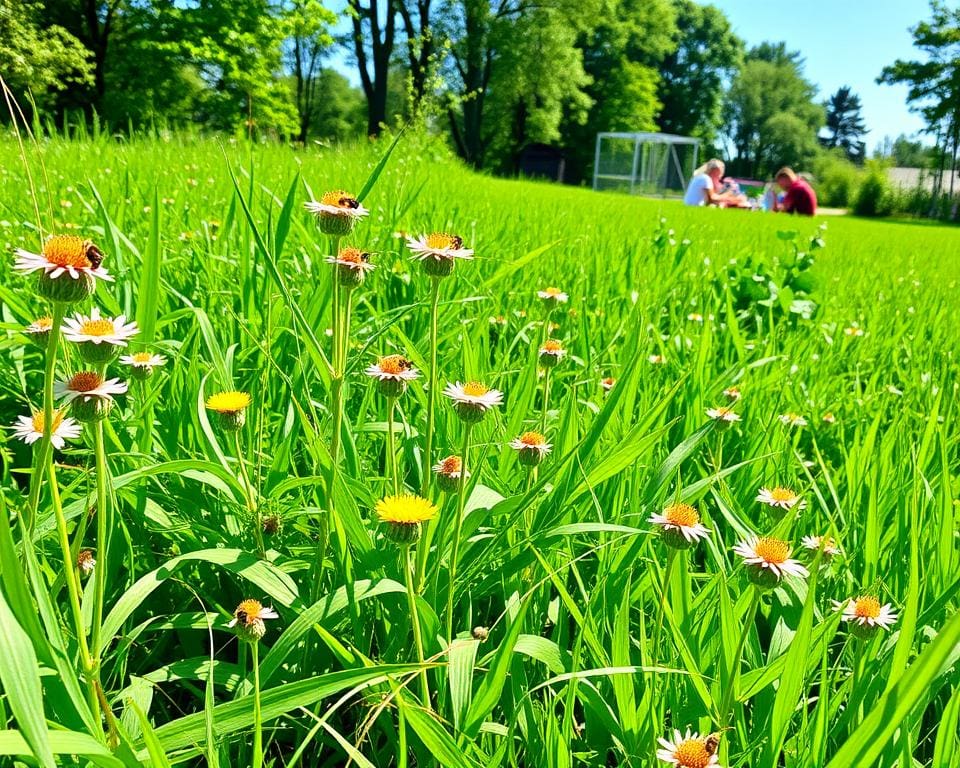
[0,133,958,767]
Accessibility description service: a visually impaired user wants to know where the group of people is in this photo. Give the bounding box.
[683,158,817,216]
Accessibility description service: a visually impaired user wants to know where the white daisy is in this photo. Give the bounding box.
[648,354,666,365]
[443,381,503,418]
[509,431,552,466]
[62,307,139,346]
[538,286,568,303]
[365,355,420,382]
[706,406,741,423]
[779,412,807,427]
[801,535,841,557]
[120,352,167,370]
[723,386,741,402]
[228,599,279,642]
[433,455,470,493]
[733,536,809,581]
[303,191,369,219]
[24,317,54,336]
[648,503,711,547]
[326,246,376,284]
[756,486,806,511]
[10,410,82,450]
[656,728,723,767]
[13,235,113,282]
[55,372,128,404]
[406,232,474,262]
[832,596,897,630]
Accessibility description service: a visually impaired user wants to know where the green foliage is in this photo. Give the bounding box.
[853,161,894,217]
[822,86,867,162]
[811,151,862,208]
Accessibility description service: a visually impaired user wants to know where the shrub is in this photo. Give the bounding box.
[854,161,894,217]
[812,151,861,208]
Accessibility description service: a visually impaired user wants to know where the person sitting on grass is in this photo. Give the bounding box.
[773,167,818,215]
[683,159,748,208]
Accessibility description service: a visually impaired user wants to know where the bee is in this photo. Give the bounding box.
[704,730,729,756]
[234,608,251,626]
[84,241,104,270]
[450,234,464,249]
[359,251,372,263]
[338,196,360,209]
[395,357,413,370]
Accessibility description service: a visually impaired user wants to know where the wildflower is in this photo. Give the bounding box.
[262,514,281,535]
[120,352,167,381]
[327,246,375,288]
[687,312,704,323]
[406,233,473,278]
[648,354,666,365]
[538,286,568,303]
[10,410,81,450]
[509,431,552,467]
[539,339,566,368]
[472,626,489,641]
[304,190,368,235]
[723,386,741,402]
[656,728,722,767]
[62,307,139,364]
[23,316,54,348]
[375,493,438,544]
[443,381,503,423]
[601,377,616,392]
[832,596,898,639]
[55,372,127,423]
[14,235,112,303]
[434,455,469,493]
[756,486,806,512]
[77,549,96,575]
[779,412,807,427]
[205,390,252,432]
[822,412,836,425]
[706,406,740,429]
[228,599,279,642]
[648,503,711,550]
[734,536,808,590]
[844,326,865,337]
[365,355,419,397]
[801,535,840,557]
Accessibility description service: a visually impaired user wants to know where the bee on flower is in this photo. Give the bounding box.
[304,190,368,235]
[119,352,167,381]
[656,728,723,767]
[648,503,711,550]
[443,381,503,423]
[365,354,420,397]
[779,412,807,427]
[228,599,279,642]
[733,536,809,590]
[706,406,741,428]
[375,493,438,545]
[23,316,54,348]
[539,339,566,368]
[327,246,375,288]
[55,372,128,423]
[756,486,806,512]
[509,431,552,467]
[14,235,113,303]
[62,307,139,364]
[206,390,252,431]
[405,232,473,278]
[538,286,568,303]
[10,410,81,450]
[832,596,897,638]
[801,535,841,558]
[434,455,469,493]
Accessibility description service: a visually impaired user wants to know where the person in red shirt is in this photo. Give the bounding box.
[773,167,817,215]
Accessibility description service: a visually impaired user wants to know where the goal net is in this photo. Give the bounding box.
[592,132,701,196]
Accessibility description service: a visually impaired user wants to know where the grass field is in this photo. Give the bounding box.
[0,131,958,768]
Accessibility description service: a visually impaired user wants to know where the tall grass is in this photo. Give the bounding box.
[0,130,957,767]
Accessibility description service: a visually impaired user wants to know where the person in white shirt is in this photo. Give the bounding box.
[683,159,747,207]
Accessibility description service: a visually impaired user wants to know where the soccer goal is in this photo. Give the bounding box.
[592,132,701,196]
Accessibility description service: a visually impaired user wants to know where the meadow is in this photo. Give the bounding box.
[0,130,958,768]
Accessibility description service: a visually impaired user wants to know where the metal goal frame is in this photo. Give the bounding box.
[592,132,701,196]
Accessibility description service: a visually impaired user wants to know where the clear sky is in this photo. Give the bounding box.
[707,0,932,148]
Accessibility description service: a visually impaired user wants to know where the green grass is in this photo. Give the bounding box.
[0,131,957,767]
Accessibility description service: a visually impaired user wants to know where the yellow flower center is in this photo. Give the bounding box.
[664,503,699,527]
[786,412,802,421]
[673,738,712,768]
[438,456,462,474]
[602,377,615,387]
[31,317,53,331]
[338,247,367,264]
[378,355,408,375]
[713,407,733,417]
[68,371,104,392]
[462,381,489,397]
[235,599,264,624]
[79,318,116,337]
[206,391,252,413]
[425,232,458,249]
[42,235,93,269]
[769,487,798,502]
[543,286,562,296]
[132,352,154,363]
[853,596,881,619]
[542,339,564,353]
[754,537,790,564]
[31,410,65,433]
[375,494,438,524]
[518,431,546,447]
[320,190,359,209]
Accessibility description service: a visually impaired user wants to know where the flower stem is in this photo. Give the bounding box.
[420,277,441,497]
[445,423,472,646]
[234,430,263,557]
[404,543,430,705]
[539,367,551,435]
[27,302,66,528]
[89,421,110,669]
[387,397,399,495]
[717,588,761,728]
[252,640,263,768]
[651,548,678,665]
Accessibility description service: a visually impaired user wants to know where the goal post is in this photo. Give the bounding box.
[592,132,701,196]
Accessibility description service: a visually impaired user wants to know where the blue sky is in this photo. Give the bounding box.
[710,0,931,147]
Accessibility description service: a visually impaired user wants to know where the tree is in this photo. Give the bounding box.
[878,1,960,205]
[723,43,824,177]
[657,0,742,143]
[396,0,436,109]
[283,0,337,142]
[346,0,396,136]
[823,86,867,162]
[875,134,936,167]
